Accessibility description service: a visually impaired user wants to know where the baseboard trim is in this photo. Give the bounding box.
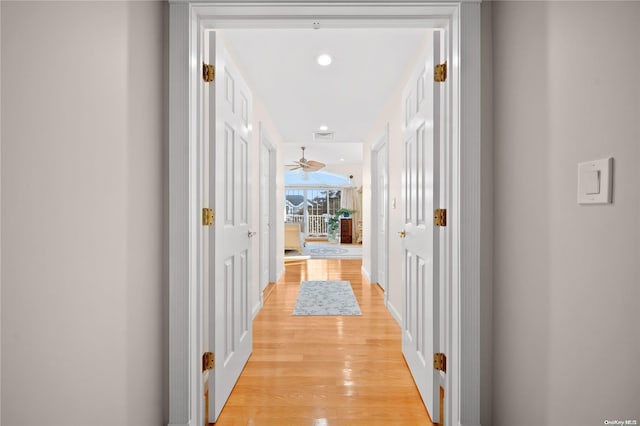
[262,282,276,303]
[251,301,262,319]
[387,300,402,327]
[360,265,371,282]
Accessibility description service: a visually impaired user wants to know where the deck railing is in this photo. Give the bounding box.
[285,214,327,236]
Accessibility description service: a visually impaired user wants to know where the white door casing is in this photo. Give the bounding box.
[169,3,481,426]
[259,128,276,304]
[205,30,253,422]
[371,128,389,301]
[259,142,270,295]
[401,30,443,422]
[377,136,388,298]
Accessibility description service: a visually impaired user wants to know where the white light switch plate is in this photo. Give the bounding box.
[577,157,612,204]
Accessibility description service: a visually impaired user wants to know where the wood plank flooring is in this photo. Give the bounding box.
[213,259,433,426]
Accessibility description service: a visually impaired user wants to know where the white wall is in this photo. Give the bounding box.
[322,163,363,188]
[492,2,640,424]
[1,2,167,425]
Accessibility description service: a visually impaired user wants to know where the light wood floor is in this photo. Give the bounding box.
[213,259,433,426]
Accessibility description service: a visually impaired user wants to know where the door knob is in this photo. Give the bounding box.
[248,231,257,238]
[398,229,406,238]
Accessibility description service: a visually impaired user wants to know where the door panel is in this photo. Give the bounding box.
[404,135,413,224]
[205,30,253,422]
[238,136,248,224]
[224,257,234,359]
[224,126,235,223]
[401,31,442,422]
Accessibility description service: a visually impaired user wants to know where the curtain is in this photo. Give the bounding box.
[340,186,362,242]
[354,186,363,243]
[340,186,355,210]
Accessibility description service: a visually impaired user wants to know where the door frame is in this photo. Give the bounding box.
[259,123,277,306]
[168,2,482,426]
[370,125,390,302]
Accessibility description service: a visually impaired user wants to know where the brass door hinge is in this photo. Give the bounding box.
[434,62,447,82]
[434,208,447,227]
[202,208,214,226]
[434,353,447,373]
[202,352,215,372]
[203,63,215,82]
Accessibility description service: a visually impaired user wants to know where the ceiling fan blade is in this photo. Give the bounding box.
[306,160,325,169]
[305,164,324,172]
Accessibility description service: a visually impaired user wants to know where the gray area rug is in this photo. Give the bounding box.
[293,280,362,316]
[301,242,362,259]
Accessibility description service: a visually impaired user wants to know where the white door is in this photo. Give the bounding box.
[205,31,253,422]
[400,31,443,422]
[259,138,272,297]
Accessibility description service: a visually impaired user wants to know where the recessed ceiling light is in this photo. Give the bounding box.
[319,125,328,131]
[340,158,345,162]
[317,54,332,66]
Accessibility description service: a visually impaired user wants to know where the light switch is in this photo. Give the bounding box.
[581,170,600,195]
[578,157,612,204]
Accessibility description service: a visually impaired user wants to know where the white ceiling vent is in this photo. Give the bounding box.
[313,131,335,141]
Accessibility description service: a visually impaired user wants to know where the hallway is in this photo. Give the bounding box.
[213,259,433,425]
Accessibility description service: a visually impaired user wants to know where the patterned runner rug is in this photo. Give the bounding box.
[301,242,362,259]
[292,280,362,316]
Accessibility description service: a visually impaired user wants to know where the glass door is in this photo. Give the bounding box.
[285,188,341,236]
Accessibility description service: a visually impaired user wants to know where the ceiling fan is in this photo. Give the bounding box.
[286,146,325,172]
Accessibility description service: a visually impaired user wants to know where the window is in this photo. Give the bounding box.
[284,170,351,236]
[285,188,342,236]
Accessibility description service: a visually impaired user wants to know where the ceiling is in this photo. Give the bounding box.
[221,29,430,166]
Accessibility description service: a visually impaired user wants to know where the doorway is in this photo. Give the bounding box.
[168,3,481,426]
[259,125,277,306]
[371,126,390,301]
